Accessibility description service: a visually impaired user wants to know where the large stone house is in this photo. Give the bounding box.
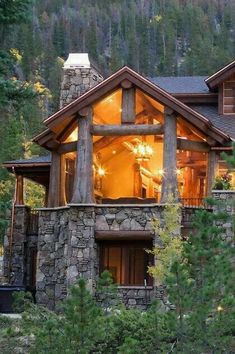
[2,54,235,309]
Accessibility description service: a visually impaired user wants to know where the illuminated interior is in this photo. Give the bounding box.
[62,88,209,204]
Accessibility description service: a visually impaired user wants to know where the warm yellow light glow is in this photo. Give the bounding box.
[97,166,106,176]
[133,142,153,162]
[217,305,224,312]
[158,169,164,176]
[176,168,181,175]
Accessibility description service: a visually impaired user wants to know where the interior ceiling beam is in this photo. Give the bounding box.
[138,93,164,123]
[91,123,164,136]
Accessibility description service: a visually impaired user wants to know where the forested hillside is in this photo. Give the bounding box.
[0,0,235,236]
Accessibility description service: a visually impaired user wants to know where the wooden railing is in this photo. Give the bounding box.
[180,198,210,209]
[27,210,39,236]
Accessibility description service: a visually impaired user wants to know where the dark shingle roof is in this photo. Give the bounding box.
[3,155,51,165]
[189,105,235,140]
[148,76,209,94]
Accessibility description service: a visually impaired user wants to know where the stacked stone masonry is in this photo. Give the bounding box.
[212,190,235,241]
[5,193,234,310]
[35,205,164,310]
[60,67,103,108]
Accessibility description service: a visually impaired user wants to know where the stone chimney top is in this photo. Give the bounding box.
[60,53,103,108]
[63,53,90,69]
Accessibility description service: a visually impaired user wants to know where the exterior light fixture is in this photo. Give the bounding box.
[217,305,224,312]
[133,142,153,162]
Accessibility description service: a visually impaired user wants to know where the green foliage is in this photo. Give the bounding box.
[149,194,182,283]
[24,180,45,208]
[0,0,31,24]
[30,279,105,354]
[96,270,119,311]
[166,208,235,352]
[213,172,232,190]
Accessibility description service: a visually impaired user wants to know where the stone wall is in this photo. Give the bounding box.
[212,190,235,241]
[95,205,163,232]
[36,208,69,309]
[36,204,165,309]
[3,206,29,286]
[60,66,103,108]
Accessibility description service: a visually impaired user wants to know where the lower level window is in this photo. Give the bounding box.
[100,241,153,286]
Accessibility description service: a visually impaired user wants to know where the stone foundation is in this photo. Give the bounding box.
[36,204,166,309]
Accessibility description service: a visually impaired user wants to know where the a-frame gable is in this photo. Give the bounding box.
[34,66,230,148]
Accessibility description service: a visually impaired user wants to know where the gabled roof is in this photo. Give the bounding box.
[34,66,230,146]
[148,76,209,94]
[189,105,235,140]
[3,155,51,167]
[205,59,235,90]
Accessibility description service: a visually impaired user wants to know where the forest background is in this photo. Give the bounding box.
[1,0,235,242]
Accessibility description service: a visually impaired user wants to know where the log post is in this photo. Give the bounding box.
[71,107,94,203]
[47,152,66,207]
[207,150,218,195]
[15,175,24,205]
[161,109,179,202]
[121,86,136,124]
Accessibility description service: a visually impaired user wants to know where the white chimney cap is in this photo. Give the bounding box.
[63,53,90,69]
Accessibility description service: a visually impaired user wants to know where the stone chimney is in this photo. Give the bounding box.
[60,53,104,108]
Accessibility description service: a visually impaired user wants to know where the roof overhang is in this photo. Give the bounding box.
[205,59,235,91]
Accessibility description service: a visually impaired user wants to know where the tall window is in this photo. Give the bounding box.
[100,241,153,286]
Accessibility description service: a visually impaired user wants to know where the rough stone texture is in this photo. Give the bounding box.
[3,206,31,286]
[117,287,154,310]
[36,208,69,309]
[212,190,235,241]
[60,67,103,108]
[35,205,166,309]
[95,205,163,233]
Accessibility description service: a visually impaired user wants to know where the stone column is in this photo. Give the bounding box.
[4,206,29,286]
[212,190,235,241]
[67,206,96,292]
[161,109,179,202]
[36,208,69,310]
[60,54,103,108]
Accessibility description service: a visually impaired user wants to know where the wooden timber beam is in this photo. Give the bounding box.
[47,152,66,207]
[121,86,136,124]
[91,123,163,136]
[177,139,210,152]
[71,107,94,204]
[58,141,77,154]
[161,111,179,202]
[15,175,24,205]
[207,151,218,195]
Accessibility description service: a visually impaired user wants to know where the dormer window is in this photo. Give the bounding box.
[223,78,235,114]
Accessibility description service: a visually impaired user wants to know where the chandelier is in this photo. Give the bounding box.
[133,142,153,162]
